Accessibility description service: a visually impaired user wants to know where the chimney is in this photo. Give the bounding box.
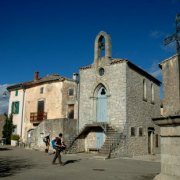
[73,73,79,81]
[34,71,39,81]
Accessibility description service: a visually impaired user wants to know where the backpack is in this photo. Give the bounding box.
[43,136,47,143]
[51,139,56,149]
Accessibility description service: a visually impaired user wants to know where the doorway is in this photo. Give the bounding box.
[28,129,34,144]
[97,87,107,122]
[148,127,154,154]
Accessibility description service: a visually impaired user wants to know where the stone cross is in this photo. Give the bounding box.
[164,13,180,54]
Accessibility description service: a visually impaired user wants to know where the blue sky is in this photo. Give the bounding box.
[0,0,179,113]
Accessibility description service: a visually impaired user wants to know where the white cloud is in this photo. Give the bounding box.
[150,69,162,77]
[148,61,162,78]
[149,30,165,39]
[0,84,12,114]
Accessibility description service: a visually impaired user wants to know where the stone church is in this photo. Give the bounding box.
[76,31,161,157]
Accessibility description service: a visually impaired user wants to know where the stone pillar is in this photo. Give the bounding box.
[152,54,180,180]
[153,116,180,180]
[159,54,180,116]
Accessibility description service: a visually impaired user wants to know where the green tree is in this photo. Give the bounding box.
[2,114,14,144]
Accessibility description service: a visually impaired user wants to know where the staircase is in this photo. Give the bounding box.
[64,121,107,153]
[64,122,126,158]
[98,126,119,155]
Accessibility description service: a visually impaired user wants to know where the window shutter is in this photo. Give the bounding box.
[16,101,19,114]
[15,90,18,96]
[11,102,14,114]
[156,134,158,147]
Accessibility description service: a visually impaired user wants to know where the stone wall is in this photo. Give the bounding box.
[30,118,77,151]
[126,63,161,156]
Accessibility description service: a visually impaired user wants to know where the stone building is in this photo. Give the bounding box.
[7,72,78,144]
[74,31,161,157]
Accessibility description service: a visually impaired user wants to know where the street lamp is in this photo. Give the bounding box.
[3,91,7,98]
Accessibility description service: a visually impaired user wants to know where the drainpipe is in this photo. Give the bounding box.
[20,84,25,141]
[77,81,80,133]
[73,73,80,133]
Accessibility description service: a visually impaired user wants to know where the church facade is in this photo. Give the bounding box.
[78,31,161,157]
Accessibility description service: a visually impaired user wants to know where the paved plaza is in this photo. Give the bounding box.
[0,145,160,180]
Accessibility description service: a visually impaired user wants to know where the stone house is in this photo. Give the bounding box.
[72,31,161,157]
[7,72,78,144]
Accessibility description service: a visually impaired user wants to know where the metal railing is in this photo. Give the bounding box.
[30,112,47,122]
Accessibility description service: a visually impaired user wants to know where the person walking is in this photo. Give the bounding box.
[52,133,63,165]
[45,134,50,155]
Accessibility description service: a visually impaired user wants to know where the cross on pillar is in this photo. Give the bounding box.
[164,13,180,54]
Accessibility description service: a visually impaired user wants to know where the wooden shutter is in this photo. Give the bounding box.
[16,101,19,114]
[38,101,44,112]
[156,134,158,147]
[11,102,14,114]
[15,90,18,96]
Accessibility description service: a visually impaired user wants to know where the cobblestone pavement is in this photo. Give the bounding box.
[0,145,160,180]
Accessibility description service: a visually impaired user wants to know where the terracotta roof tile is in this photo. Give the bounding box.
[110,59,128,65]
[79,64,92,70]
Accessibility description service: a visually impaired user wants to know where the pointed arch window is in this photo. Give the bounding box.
[143,79,147,101]
[151,83,154,104]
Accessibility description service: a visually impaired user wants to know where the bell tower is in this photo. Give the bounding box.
[94,31,112,67]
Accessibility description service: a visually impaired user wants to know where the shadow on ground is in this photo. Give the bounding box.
[63,159,81,166]
[0,147,13,151]
[0,156,37,177]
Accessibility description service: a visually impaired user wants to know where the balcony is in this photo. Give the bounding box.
[30,112,47,124]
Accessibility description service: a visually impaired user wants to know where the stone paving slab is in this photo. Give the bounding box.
[0,145,160,180]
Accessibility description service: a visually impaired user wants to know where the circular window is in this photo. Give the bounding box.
[99,68,105,76]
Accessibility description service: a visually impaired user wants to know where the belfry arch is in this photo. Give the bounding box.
[94,31,112,67]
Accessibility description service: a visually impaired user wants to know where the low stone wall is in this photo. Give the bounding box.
[68,136,85,153]
[30,118,77,151]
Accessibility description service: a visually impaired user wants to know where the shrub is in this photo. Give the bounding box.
[2,114,14,144]
[11,134,20,141]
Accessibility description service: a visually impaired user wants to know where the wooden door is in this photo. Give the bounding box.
[148,131,151,154]
[97,87,107,122]
[96,130,104,148]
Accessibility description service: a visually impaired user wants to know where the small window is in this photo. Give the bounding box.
[156,134,158,147]
[131,127,135,136]
[13,125,17,134]
[68,104,74,118]
[40,87,44,94]
[139,128,143,136]
[15,90,18,96]
[68,89,74,96]
[11,101,19,114]
[99,68,105,76]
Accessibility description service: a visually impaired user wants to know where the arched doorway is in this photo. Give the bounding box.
[96,86,107,148]
[28,129,34,144]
